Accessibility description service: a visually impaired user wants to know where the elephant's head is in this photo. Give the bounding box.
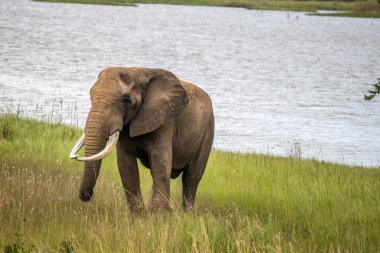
[69,67,188,202]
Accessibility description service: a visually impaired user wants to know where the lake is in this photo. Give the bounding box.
[1,0,380,166]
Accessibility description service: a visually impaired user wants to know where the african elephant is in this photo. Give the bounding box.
[70,67,214,211]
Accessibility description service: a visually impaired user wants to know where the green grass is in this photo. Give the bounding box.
[1,114,379,252]
[34,0,136,6]
[34,0,380,18]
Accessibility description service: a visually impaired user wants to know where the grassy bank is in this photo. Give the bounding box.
[1,114,379,252]
[34,0,136,6]
[34,0,380,18]
[34,0,355,11]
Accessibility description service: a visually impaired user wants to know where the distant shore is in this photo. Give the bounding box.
[33,0,380,18]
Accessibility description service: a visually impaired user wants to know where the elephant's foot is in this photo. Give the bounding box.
[148,193,171,212]
[129,202,145,214]
[182,198,195,212]
[126,194,145,214]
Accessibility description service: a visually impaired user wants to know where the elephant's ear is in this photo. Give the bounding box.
[130,71,189,137]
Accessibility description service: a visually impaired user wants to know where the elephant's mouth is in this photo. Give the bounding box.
[69,131,120,161]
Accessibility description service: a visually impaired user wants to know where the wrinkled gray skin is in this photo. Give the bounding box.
[79,67,214,211]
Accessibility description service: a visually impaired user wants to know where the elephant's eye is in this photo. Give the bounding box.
[122,95,131,105]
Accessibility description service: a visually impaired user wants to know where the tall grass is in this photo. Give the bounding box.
[1,114,379,252]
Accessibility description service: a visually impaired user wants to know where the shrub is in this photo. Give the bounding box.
[364,78,380,101]
[0,117,16,141]
[3,233,34,253]
[58,239,80,253]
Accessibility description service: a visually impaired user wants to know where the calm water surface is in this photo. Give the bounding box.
[1,0,380,166]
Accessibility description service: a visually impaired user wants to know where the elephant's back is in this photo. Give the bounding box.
[180,81,213,116]
[180,81,213,131]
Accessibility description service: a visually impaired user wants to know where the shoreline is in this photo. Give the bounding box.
[2,109,376,168]
[32,0,380,18]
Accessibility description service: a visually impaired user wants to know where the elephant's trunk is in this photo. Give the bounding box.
[78,111,108,202]
[79,160,102,201]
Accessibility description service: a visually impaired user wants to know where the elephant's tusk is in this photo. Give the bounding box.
[69,133,85,159]
[75,131,120,162]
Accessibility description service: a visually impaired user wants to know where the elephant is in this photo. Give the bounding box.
[69,67,214,211]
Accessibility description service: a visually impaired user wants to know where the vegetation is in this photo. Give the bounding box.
[34,0,136,6]
[312,0,380,18]
[365,78,380,101]
[34,0,380,18]
[1,113,379,252]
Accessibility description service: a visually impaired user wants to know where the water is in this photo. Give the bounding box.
[1,0,380,166]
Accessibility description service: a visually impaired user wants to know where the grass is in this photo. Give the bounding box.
[34,0,380,18]
[311,0,380,18]
[1,113,379,252]
[34,0,136,6]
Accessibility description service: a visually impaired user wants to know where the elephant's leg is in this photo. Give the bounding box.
[116,145,143,213]
[148,148,172,211]
[182,130,213,211]
[182,163,205,211]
